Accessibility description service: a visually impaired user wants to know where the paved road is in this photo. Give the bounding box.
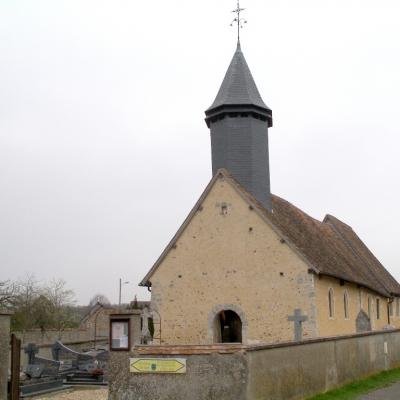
[358,382,400,399]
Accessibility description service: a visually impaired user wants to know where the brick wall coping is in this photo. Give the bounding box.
[110,310,141,316]
[132,329,400,355]
[246,328,400,352]
[132,344,246,355]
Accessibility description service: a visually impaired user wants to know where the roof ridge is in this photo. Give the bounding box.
[323,214,353,231]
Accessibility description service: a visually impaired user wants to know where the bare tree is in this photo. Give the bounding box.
[44,279,77,334]
[31,294,54,332]
[89,293,111,307]
[11,274,41,331]
[0,280,16,308]
[11,275,78,334]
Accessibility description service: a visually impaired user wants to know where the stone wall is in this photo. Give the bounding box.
[246,330,400,399]
[109,345,248,400]
[15,328,91,346]
[109,329,400,400]
[0,311,12,400]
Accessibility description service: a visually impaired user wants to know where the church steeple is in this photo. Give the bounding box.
[206,43,272,125]
[205,43,273,211]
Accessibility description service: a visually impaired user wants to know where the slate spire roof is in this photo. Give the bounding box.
[206,43,271,113]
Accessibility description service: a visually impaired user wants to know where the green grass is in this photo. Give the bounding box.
[307,367,400,400]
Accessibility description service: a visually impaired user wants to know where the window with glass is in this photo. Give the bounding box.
[344,291,349,319]
[368,297,372,318]
[397,298,400,317]
[376,299,380,320]
[110,319,130,351]
[328,288,335,318]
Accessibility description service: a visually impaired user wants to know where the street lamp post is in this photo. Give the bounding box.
[119,278,130,307]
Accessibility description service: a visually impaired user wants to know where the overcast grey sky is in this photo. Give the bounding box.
[1,0,400,305]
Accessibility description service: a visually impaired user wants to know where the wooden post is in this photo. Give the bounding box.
[0,311,12,400]
[10,334,20,400]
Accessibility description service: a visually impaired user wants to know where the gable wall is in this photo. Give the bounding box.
[81,307,116,338]
[150,176,317,345]
[315,275,392,336]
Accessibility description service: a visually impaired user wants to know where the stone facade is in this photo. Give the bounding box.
[150,176,318,345]
[147,175,399,345]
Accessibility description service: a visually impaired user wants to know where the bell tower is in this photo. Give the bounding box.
[205,42,273,211]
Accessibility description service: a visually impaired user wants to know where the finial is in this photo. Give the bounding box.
[230,0,247,45]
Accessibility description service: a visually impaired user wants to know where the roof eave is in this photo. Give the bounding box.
[318,271,391,298]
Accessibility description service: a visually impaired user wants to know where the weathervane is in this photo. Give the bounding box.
[230,0,247,44]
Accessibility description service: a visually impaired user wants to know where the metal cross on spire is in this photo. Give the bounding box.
[230,0,247,45]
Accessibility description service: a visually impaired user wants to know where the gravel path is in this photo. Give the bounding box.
[33,387,108,400]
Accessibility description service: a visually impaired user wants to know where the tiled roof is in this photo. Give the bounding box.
[269,196,400,297]
[228,170,400,297]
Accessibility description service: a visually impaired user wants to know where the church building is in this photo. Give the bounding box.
[139,42,400,345]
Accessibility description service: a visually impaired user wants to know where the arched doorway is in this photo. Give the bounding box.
[215,310,242,343]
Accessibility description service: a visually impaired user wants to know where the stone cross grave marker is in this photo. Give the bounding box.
[52,341,63,361]
[25,343,39,365]
[287,309,308,341]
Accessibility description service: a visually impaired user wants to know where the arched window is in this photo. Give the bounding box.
[214,310,242,343]
[368,297,372,318]
[397,298,400,317]
[328,288,335,318]
[376,298,380,320]
[389,302,394,317]
[344,291,349,319]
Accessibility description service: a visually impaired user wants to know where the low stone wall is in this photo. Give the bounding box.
[14,328,92,346]
[247,330,400,399]
[109,329,400,400]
